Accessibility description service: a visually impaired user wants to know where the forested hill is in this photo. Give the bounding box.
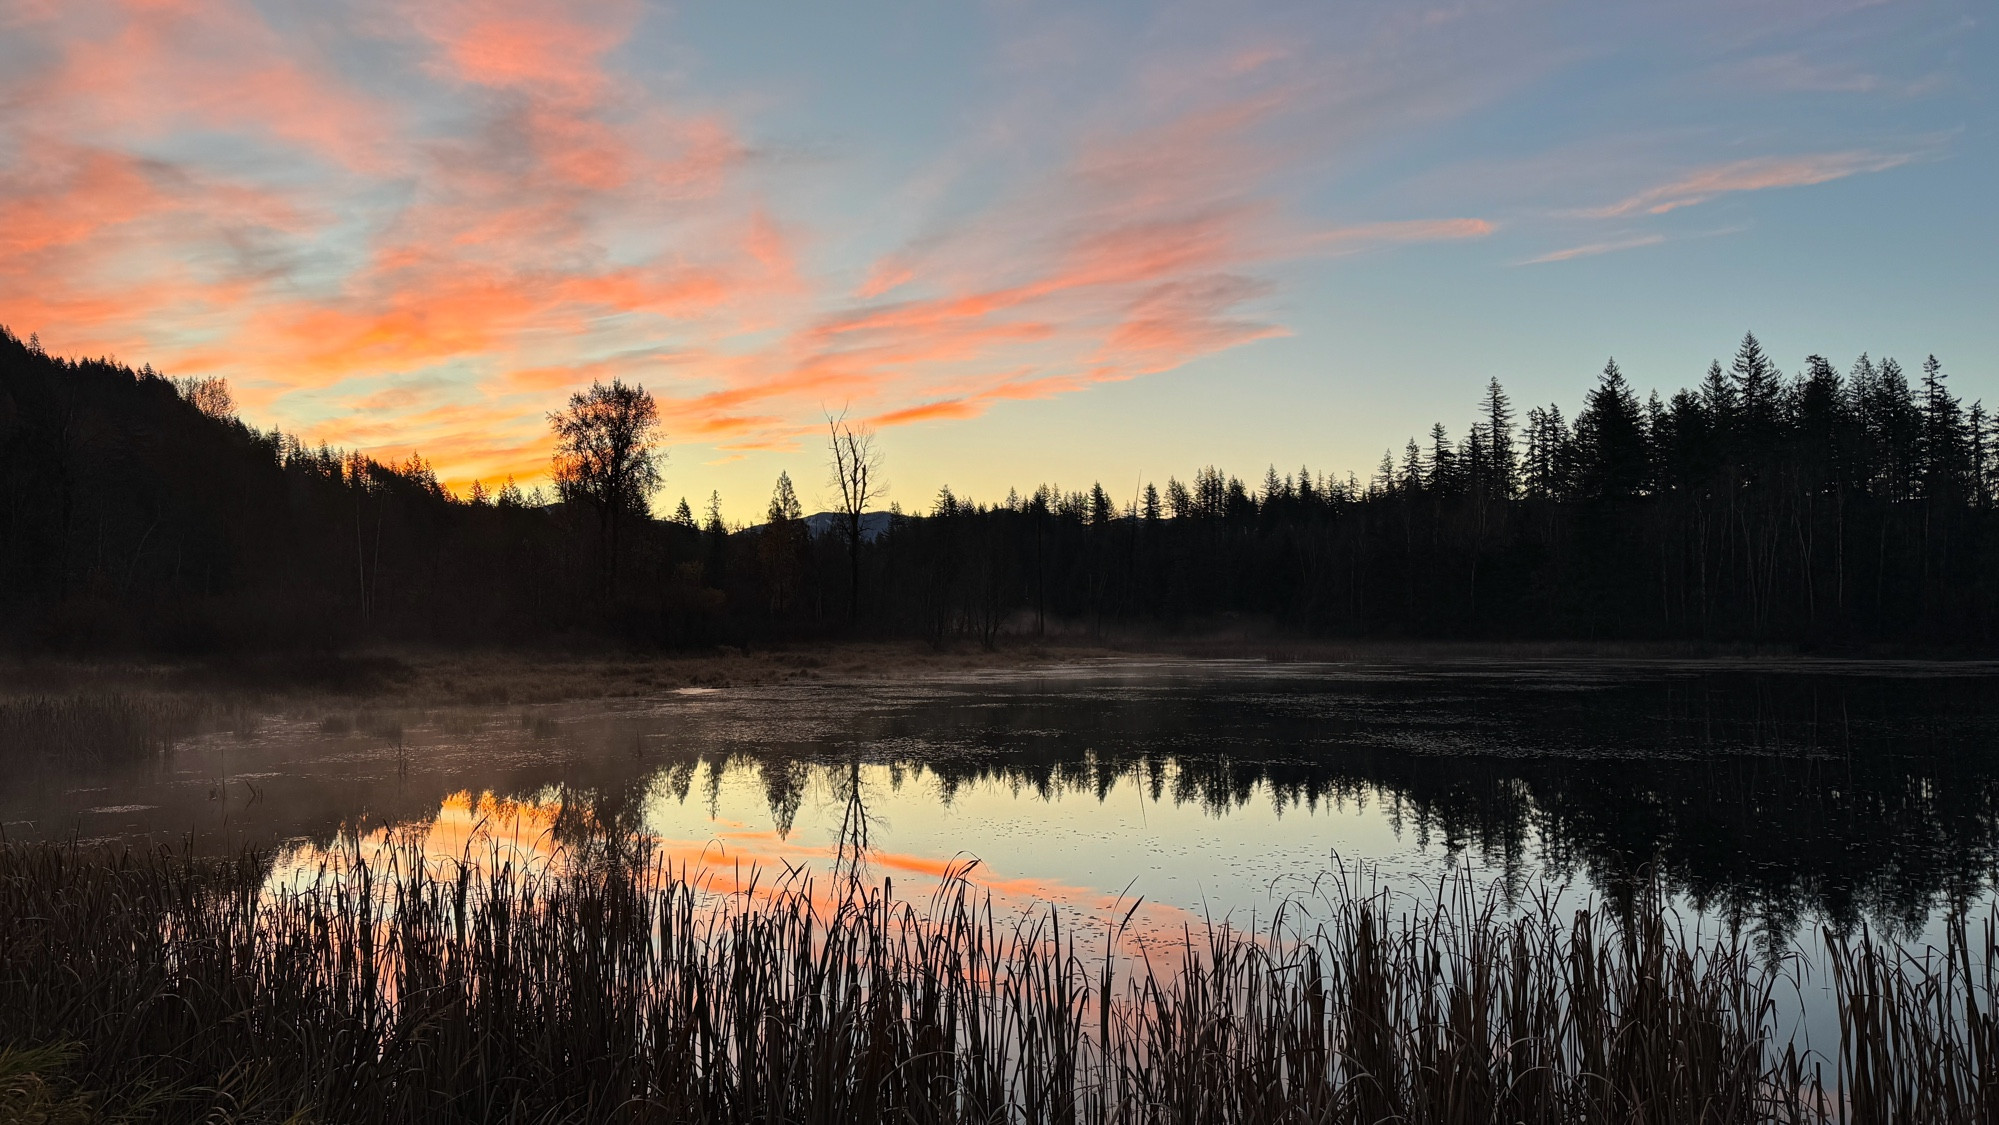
[2,326,1995,652]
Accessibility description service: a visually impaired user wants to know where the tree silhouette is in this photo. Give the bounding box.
[826,410,883,624]
[759,472,809,616]
[1576,359,1648,500]
[549,380,662,599]
[4,325,1998,653]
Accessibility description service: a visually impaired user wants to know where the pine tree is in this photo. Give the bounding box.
[1400,440,1424,493]
[1968,401,1991,508]
[1731,333,1778,468]
[767,472,803,523]
[1919,355,1967,499]
[1481,379,1517,498]
[1700,360,1735,438]
[1426,424,1455,493]
[1576,359,1648,499]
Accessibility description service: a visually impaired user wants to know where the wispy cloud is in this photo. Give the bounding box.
[1521,233,1666,265]
[2,0,1956,501]
[0,0,1499,490]
[1586,151,1913,217]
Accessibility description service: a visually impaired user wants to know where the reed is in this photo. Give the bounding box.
[0,839,1990,1124]
[0,695,208,764]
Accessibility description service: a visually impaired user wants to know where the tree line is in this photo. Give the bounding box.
[2,326,1993,651]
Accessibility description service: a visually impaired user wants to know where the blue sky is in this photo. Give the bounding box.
[1,0,1990,518]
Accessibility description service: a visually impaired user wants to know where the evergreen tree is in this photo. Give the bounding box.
[1730,333,1779,469]
[1919,355,1967,499]
[767,471,803,523]
[1481,379,1517,498]
[1967,402,1991,508]
[1427,424,1455,493]
[1089,483,1113,525]
[1575,359,1648,500]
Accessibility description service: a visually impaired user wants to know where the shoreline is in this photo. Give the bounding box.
[3,634,1997,711]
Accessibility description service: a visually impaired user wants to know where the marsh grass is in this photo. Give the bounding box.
[0,695,211,765]
[0,839,1992,1124]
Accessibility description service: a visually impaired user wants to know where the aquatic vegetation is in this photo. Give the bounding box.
[0,840,1992,1123]
[0,695,207,764]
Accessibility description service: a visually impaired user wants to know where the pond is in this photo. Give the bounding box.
[10,657,1998,949]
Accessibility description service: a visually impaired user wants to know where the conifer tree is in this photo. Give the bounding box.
[1262,465,1284,508]
[1427,424,1455,493]
[1400,440,1424,493]
[767,471,802,523]
[1919,355,1967,499]
[1576,359,1648,499]
[1481,379,1516,498]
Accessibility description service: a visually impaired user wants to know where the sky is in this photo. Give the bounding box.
[2,0,1992,521]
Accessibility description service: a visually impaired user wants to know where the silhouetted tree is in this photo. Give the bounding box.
[550,380,662,599]
[5,325,1997,654]
[826,410,883,623]
[1575,359,1648,500]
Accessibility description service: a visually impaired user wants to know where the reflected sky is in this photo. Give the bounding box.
[12,660,1999,945]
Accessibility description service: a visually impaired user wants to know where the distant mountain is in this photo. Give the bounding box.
[802,511,893,542]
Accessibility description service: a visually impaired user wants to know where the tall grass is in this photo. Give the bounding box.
[0,839,1991,1124]
[0,695,208,764]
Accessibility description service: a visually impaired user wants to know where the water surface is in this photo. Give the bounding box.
[11,658,1998,950]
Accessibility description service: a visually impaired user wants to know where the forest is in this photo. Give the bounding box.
[2,325,1994,652]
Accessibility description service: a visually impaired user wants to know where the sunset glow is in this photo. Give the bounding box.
[2,0,1989,516]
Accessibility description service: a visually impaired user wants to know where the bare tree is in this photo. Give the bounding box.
[826,410,883,622]
[173,376,235,420]
[550,380,663,598]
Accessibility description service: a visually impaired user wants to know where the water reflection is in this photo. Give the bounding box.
[11,661,1999,940]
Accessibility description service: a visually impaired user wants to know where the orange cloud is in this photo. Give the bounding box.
[870,398,983,426]
[0,2,1493,485]
[272,786,1200,956]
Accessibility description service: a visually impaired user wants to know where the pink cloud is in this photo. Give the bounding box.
[1589,151,1912,217]
[1521,233,1666,265]
[0,2,1494,482]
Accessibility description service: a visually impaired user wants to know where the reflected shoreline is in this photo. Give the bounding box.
[7,662,1999,941]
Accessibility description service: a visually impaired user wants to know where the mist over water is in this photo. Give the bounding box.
[10,660,1998,949]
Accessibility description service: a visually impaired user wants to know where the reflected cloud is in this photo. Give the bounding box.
[273,785,1197,947]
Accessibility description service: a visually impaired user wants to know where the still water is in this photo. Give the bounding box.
[10,658,1999,949]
